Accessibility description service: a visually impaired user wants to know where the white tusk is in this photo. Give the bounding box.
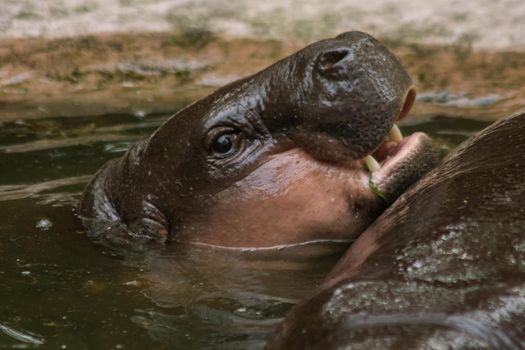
[389,124,403,143]
[364,155,381,172]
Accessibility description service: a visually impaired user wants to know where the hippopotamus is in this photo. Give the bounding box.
[266,110,525,349]
[78,31,436,247]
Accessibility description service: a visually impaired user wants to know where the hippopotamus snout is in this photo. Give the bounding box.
[278,31,415,162]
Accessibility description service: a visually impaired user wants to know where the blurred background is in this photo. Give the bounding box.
[1,2,525,349]
[1,0,524,120]
[2,0,525,49]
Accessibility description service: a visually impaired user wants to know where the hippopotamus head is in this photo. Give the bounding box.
[78,31,436,248]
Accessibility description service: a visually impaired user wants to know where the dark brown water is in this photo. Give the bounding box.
[0,108,491,349]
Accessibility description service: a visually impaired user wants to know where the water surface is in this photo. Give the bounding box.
[0,108,491,349]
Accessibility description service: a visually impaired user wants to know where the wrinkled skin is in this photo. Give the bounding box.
[78,31,435,247]
[266,110,525,349]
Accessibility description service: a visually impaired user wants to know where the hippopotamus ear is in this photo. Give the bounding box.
[316,48,351,77]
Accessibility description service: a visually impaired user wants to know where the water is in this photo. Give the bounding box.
[0,108,491,349]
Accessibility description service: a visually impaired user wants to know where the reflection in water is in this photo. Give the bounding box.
[0,110,491,348]
[0,176,91,202]
[0,323,44,346]
[125,242,344,349]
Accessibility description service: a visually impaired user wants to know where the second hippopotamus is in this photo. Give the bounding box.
[78,31,436,248]
[266,111,525,349]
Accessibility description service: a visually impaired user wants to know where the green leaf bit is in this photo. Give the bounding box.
[368,172,387,202]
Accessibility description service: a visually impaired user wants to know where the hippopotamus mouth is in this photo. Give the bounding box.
[360,88,434,203]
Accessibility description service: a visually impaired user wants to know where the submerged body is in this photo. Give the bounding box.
[78,32,435,247]
[267,111,525,349]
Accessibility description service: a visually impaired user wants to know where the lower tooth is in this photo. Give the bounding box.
[389,124,403,142]
[364,155,381,172]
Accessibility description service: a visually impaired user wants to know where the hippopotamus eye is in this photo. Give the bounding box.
[214,134,236,153]
[207,127,245,158]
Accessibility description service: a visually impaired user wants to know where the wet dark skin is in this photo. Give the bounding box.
[266,110,525,349]
[78,31,435,247]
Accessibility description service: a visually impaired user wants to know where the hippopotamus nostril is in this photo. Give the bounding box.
[317,48,351,75]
